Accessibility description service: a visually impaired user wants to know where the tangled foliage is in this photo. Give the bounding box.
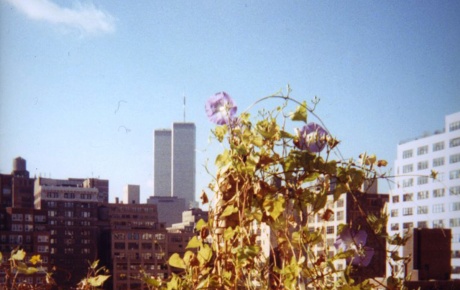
[155,89,409,290]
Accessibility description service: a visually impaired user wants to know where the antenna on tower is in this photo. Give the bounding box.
[183,93,186,122]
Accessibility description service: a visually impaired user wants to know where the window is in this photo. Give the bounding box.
[417,221,427,228]
[326,226,334,234]
[417,191,429,200]
[64,211,73,218]
[403,208,413,216]
[142,233,153,240]
[452,202,460,211]
[403,193,413,202]
[154,233,165,240]
[81,248,90,254]
[12,224,23,232]
[451,186,460,196]
[402,178,413,188]
[417,176,428,185]
[402,164,413,173]
[403,149,413,159]
[433,219,444,228]
[433,141,444,151]
[432,204,445,213]
[450,218,460,227]
[81,211,91,218]
[390,223,399,231]
[403,222,413,229]
[114,233,125,240]
[391,209,398,217]
[37,235,49,243]
[450,169,460,180]
[37,246,49,253]
[34,215,46,222]
[433,188,445,198]
[47,201,56,207]
[64,202,73,208]
[417,161,429,170]
[450,121,460,132]
[12,214,23,221]
[451,154,460,164]
[24,224,33,232]
[392,195,399,203]
[417,145,428,155]
[337,199,344,208]
[48,210,57,217]
[433,157,444,167]
[65,230,74,236]
[64,248,74,254]
[64,192,75,199]
[24,214,33,222]
[336,211,344,221]
[65,221,74,226]
[417,206,428,214]
[450,137,460,148]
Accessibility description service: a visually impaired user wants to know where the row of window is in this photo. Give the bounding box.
[390,219,460,231]
[401,170,460,188]
[393,188,449,203]
[48,210,91,218]
[44,191,95,200]
[402,137,460,159]
[113,232,166,241]
[391,202,460,217]
[402,154,460,173]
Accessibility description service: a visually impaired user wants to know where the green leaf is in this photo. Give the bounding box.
[168,253,185,269]
[215,149,231,168]
[221,204,237,218]
[11,249,26,261]
[213,125,228,142]
[195,219,207,231]
[91,260,99,269]
[186,236,201,249]
[197,244,213,265]
[87,275,110,287]
[263,194,285,220]
[289,101,307,122]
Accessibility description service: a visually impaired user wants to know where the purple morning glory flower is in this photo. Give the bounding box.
[295,122,328,153]
[334,227,375,267]
[205,92,237,125]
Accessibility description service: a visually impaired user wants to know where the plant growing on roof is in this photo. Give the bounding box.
[148,87,413,290]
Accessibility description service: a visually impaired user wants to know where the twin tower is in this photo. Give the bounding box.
[153,122,196,207]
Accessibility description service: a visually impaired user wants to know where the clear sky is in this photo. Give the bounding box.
[1,0,459,204]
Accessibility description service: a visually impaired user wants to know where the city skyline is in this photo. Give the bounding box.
[1,1,460,203]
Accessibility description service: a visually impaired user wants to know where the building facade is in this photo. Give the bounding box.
[33,177,108,287]
[388,111,460,278]
[171,122,196,207]
[307,189,389,283]
[154,129,172,197]
[106,202,168,290]
[123,184,140,204]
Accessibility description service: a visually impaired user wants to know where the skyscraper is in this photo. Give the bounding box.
[172,122,196,206]
[388,111,460,279]
[154,129,172,197]
[153,122,196,207]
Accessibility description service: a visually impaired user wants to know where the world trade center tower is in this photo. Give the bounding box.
[153,122,196,207]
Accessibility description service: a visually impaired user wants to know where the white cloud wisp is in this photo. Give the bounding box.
[6,0,115,35]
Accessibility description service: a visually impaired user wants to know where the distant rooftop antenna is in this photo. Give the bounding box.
[183,94,186,122]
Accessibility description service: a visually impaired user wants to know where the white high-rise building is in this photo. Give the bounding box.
[388,111,460,278]
[154,129,172,197]
[153,123,196,207]
[172,122,196,207]
[123,184,140,204]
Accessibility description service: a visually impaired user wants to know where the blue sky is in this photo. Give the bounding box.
[1,0,459,204]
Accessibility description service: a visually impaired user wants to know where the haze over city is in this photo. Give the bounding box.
[1,0,459,203]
